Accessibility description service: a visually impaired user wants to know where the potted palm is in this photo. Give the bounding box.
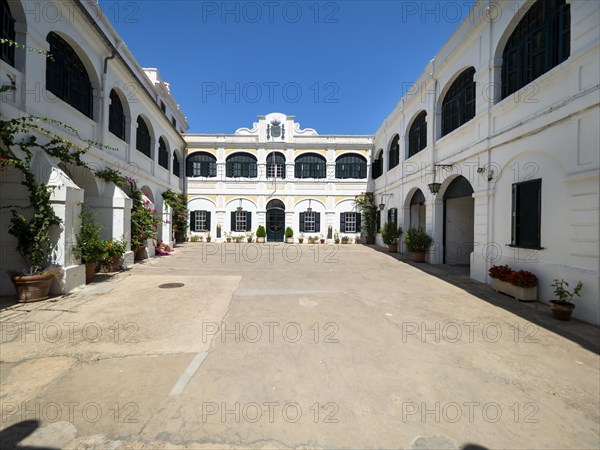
[298,233,304,244]
[256,226,266,243]
[404,227,433,262]
[74,207,108,284]
[354,192,377,244]
[550,279,583,321]
[285,227,294,244]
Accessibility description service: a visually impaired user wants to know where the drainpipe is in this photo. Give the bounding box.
[99,41,123,145]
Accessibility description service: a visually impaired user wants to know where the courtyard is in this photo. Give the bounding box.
[1,244,598,449]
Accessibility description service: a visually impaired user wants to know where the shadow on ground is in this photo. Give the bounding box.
[370,245,600,355]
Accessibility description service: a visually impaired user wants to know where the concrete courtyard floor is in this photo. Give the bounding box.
[1,243,599,449]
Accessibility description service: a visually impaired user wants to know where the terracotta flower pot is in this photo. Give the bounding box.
[85,262,97,284]
[411,251,426,262]
[550,301,575,321]
[11,273,54,303]
[387,244,398,253]
[365,236,375,245]
[134,246,146,261]
[100,256,121,273]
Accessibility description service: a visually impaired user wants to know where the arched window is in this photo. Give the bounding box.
[266,152,286,178]
[294,153,326,179]
[187,152,217,178]
[388,135,400,170]
[1,0,15,66]
[158,137,169,169]
[408,111,427,158]
[226,153,257,178]
[136,116,152,158]
[372,150,383,179]
[108,90,126,141]
[502,0,570,100]
[46,32,93,118]
[172,153,180,177]
[441,68,476,137]
[335,154,367,179]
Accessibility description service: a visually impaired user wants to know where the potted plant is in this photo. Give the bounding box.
[206,232,211,243]
[334,230,340,244]
[341,236,350,244]
[162,190,187,245]
[488,265,538,301]
[233,234,243,243]
[298,233,304,244]
[74,207,108,284]
[225,232,232,243]
[285,227,294,244]
[550,279,583,321]
[246,232,254,243]
[100,238,126,273]
[404,227,432,262]
[319,234,325,244]
[354,192,377,244]
[256,225,266,243]
[355,234,361,244]
[190,235,200,242]
[381,221,403,253]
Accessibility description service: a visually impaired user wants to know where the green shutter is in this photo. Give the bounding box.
[356,213,362,232]
[246,212,252,231]
[190,211,197,232]
[340,213,346,233]
[205,212,211,231]
[299,212,305,232]
[231,211,236,232]
[315,213,321,233]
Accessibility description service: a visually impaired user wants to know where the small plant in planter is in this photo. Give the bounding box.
[319,233,325,244]
[381,222,403,253]
[488,265,513,281]
[308,236,317,244]
[246,232,254,243]
[285,227,294,244]
[256,225,266,243]
[404,227,432,262]
[355,234,361,244]
[334,230,340,244]
[99,238,127,273]
[341,236,350,244]
[298,233,304,244]
[74,207,108,284]
[190,235,201,242]
[233,234,243,243]
[206,232,212,243]
[549,279,583,321]
[225,232,232,243]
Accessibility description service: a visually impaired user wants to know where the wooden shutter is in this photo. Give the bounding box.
[230,211,236,232]
[190,211,197,232]
[356,213,362,232]
[299,212,305,232]
[340,213,346,233]
[205,212,211,231]
[315,213,321,233]
[246,212,252,231]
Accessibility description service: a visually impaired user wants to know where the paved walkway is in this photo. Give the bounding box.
[1,243,599,449]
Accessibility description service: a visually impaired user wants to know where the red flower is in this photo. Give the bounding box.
[489,265,513,281]
[507,270,538,288]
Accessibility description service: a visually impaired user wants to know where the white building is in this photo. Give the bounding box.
[370,0,599,324]
[185,113,371,242]
[0,0,188,295]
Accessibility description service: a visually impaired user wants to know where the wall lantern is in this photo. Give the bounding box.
[307,199,313,214]
[428,182,442,194]
[236,199,243,212]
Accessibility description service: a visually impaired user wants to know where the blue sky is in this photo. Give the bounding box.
[98,1,476,135]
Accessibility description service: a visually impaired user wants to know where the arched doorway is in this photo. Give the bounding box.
[409,189,426,229]
[266,199,285,242]
[443,176,474,265]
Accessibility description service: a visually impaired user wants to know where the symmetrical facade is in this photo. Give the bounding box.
[185,113,371,242]
[0,0,188,295]
[370,0,599,324]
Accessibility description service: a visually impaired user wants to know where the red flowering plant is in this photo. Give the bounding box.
[131,200,160,249]
[507,270,538,288]
[488,265,513,281]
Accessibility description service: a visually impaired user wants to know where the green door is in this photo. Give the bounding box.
[266,208,285,242]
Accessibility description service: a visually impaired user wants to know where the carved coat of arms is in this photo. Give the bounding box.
[267,120,285,140]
